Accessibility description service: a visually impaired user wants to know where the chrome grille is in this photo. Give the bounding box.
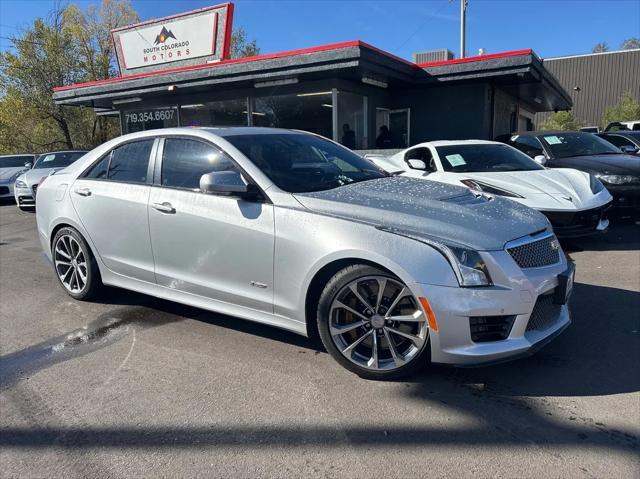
[526,292,562,332]
[507,235,560,269]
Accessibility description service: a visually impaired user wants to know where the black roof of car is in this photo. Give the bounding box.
[598,131,640,139]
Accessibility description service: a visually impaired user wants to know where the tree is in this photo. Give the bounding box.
[0,9,87,151]
[592,42,609,53]
[0,0,138,154]
[539,111,581,131]
[231,27,260,59]
[601,92,640,128]
[620,37,640,50]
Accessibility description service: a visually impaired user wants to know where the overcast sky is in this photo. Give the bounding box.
[1,0,638,59]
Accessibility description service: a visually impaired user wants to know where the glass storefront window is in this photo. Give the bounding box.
[252,92,333,139]
[337,91,366,150]
[122,106,178,134]
[180,99,248,127]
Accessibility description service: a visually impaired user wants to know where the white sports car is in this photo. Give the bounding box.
[367,140,613,238]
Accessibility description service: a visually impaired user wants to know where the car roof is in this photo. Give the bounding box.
[510,131,582,137]
[38,150,88,154]
[200,126,307,137]
[0,153,35,157]
[599,131,640,138]
[409,139,500,148]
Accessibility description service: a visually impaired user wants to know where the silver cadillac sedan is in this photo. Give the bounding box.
[36,127,573,380]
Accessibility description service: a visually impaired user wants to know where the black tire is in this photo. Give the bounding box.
[51,227,103,301]
[317,264,430,380]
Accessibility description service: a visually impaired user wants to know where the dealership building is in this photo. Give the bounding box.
[53,2,572,149]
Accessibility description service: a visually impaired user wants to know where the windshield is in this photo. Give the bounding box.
[33,152,85,169]
[224,133,386,193]
[0,155,33,168]
[435,144,543,173]
[539,132,621,158]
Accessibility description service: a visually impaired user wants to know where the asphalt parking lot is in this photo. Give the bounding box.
[0,201,638,478]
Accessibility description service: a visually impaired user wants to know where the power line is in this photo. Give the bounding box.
[394,0,455,54]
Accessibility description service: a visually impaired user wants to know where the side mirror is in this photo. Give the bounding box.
[406,159,427,170]
[620,145,638,154]
[200,171,260,199]
[533,155,547,165]
[24,162,33,169]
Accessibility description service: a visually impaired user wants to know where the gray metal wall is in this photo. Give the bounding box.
[536,49,640,128]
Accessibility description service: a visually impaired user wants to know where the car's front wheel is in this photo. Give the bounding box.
[52,227,102,300]
[317,264,431,380]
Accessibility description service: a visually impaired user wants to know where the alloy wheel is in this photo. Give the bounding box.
[329,276,429,371]
[54,234,88,294]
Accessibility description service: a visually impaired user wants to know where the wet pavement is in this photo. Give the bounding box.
[0,201,639,478]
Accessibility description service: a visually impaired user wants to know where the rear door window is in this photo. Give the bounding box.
[107,140,154,184]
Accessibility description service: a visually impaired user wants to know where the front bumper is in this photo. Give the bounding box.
[541,202,611,238]
[413,249,571,366]
[14,185,35,207]
[605,184,640,211]
[0,183,14,198]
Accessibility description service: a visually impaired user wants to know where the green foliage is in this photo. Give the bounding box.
[539,111,581,131]
[231,27,260,59]
[620,37,640,50]
[602,92,640,128]
[0,0,137,154]
[592,42,609,53]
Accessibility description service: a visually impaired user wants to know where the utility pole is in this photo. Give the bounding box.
[460,0,468,58]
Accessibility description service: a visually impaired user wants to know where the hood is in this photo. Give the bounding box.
[21,167,63,186]
[293,176,550,251]
[558,154,640,174]
[433,168,607,210]
[0,166,27,182]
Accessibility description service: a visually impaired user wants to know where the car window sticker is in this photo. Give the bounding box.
[445,154,466,167]
[42,154,56,163]
[544,135,562,145]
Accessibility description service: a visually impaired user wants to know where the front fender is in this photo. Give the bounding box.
[272,206,458,324]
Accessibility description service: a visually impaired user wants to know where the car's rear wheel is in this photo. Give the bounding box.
[317,264,430,380]
[52,227,102,300]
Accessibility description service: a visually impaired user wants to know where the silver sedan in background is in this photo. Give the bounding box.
[35,128,573,380]
[14,150,87,210]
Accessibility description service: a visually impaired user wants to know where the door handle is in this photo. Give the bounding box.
[74,187,91,197]
[151,202,175,214]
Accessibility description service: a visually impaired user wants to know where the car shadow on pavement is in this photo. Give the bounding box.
[1,284,638,455]
[562,222,640,253]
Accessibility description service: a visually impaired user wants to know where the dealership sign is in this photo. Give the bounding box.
[112,3,234,77]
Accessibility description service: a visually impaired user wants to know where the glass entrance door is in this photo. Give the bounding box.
[389,108,410,148]
[375,107,410,149]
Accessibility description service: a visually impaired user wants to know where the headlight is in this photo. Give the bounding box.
[377,227,492,287]
[596,174,638,185]
[460,179,524,198]
[15,179,27,188]
[589,175,605,193]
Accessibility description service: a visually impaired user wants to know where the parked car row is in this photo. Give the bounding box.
[4,126,638,380]
[497,131,640,214]
[12,151,88,209]
[366,139,613,238]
